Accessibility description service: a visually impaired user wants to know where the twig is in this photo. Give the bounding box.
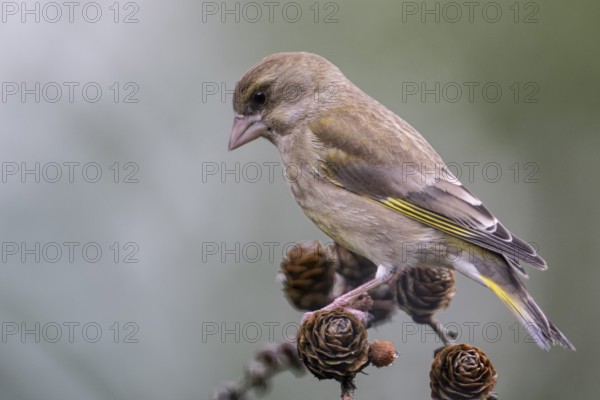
[427,317,457,347]
[212,341,304,400]
[340,378,356,400]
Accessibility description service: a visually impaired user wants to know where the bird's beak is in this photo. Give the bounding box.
[228,114,267,151]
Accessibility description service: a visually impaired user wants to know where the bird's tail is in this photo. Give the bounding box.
[479,275,575,351]
[453,247,575,351]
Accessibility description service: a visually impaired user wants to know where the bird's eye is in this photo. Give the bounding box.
[252,91,266,105]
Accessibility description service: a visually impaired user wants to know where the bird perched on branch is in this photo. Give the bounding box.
[228,52,574,351]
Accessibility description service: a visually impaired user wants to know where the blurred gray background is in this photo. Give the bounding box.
[1,0,598,399]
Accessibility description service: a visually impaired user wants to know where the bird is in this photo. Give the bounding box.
[228,52,574,351]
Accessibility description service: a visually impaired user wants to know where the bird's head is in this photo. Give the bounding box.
[229,52,347,150]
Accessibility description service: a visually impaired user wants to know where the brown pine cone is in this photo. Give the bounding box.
[430,344,498,400]
[280,241,336,311]
[296,308,370,381]
[396,265,456,323]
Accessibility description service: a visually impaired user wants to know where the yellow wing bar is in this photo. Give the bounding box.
[380,197,474,238]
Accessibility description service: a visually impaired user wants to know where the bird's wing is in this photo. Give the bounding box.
[310,116,546,275]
